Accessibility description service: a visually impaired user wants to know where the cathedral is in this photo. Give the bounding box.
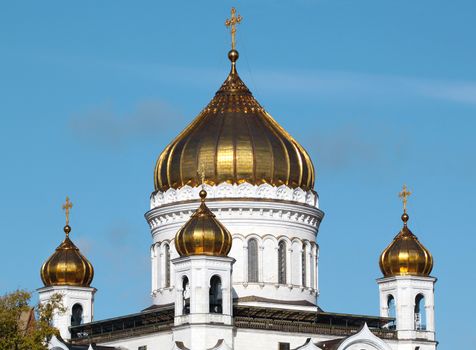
[39,8,437,350]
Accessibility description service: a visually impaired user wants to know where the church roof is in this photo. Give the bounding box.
[17,308,35,335]
[234,305,395,334]
[236,295,320,308]
[69,304,395,345]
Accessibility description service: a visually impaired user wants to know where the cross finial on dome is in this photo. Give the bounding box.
[399,184,412,214]
[41,196,94,287]
[225,7,242,51]
[62,196,73,234]
[198,163,207,202]
[380,185,433,277]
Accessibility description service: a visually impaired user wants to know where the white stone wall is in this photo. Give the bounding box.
[97,326,405,350]
[101,331,173,350]
[377,275,436,344]
[173,255,235,327]
[38,285,95,340]
[231,234,319,302]
[234,328,334,350]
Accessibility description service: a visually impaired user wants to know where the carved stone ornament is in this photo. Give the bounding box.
[150,183,318,209]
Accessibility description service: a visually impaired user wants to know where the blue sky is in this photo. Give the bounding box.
[1,1,475,348]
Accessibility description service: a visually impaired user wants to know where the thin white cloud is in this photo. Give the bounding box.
[73,236,93,256]
[414,80,476,104]
[70,100,184,147]
[300,121,409,173]
[248,69,476,106]
[37,50,476,106]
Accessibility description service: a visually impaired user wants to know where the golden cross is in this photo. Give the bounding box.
[398,185,412,213]
[225,7,243,50]
[62,196,73,226]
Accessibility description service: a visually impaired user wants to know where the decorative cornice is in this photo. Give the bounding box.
[37,285,96,293]
[150,183,318,209]
[146,199,323,232]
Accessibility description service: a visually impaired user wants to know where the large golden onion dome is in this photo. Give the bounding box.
[379,187,433,277]
[154,48,315,192]
[175,189,233,257]
[40,197,94,287]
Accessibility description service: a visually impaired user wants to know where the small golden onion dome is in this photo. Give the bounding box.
[40,225,94,287]
[154,49,315,192]
[175,189,233,257]
[379,213,433,277]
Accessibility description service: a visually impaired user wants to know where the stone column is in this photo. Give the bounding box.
[155,243,161,291]
[175,287,184,317]
[258,244,264,283]
[314,245,319,291]
[151,246,156,293]
[305,247,311,288]
[243,244,248,284]
[286,245,292,286]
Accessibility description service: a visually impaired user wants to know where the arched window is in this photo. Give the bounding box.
[278,241,287,284]
[71,303,83,326]
[182,276,190,315]
[209,275,222,314]
[387,295,396,329]
[387,295,396,318]
[302,245,307,287]
[248,239,258,283]
[164,244,171,288]
[415,294,426,330]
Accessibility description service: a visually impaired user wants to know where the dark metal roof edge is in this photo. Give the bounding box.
[235,304,395,322]
[316,311,395,322]
[69,304,174,329]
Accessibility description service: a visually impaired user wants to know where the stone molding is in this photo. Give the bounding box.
[146,199,323,232]
[150,183,318,209]
[38,286,96,300]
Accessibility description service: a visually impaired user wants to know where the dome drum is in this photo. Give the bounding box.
[146,194,324,306]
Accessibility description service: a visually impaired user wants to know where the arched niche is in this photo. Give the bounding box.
[209,275,223,314]
[71,303,83,327]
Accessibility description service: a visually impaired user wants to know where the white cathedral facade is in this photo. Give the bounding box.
[38,9,437,350]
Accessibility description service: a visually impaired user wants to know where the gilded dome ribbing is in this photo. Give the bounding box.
[379,213,433,277]
[175,189,233,257]
[40,225,94,287]
[154,49,315,192]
